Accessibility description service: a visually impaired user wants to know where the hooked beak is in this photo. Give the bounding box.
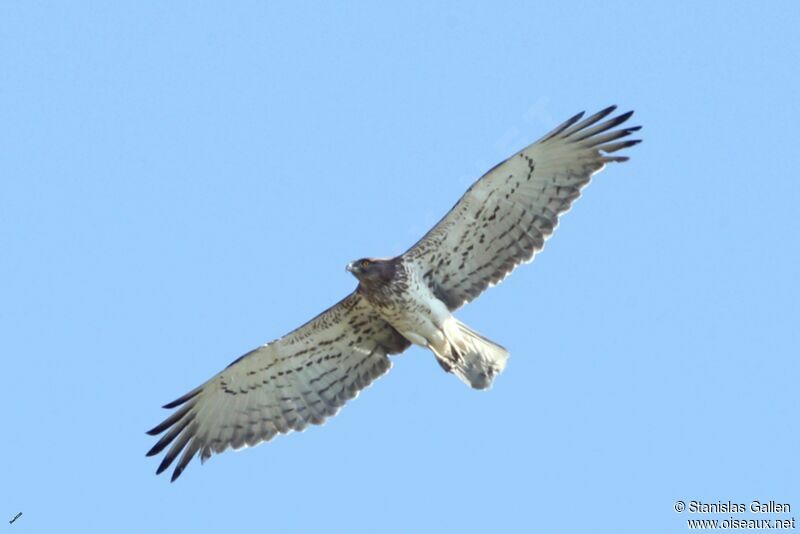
[346,261,357,274]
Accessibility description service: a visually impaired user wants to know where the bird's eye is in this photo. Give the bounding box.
[361,260,370,268]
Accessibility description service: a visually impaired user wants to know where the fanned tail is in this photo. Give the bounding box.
[435,319,509,389]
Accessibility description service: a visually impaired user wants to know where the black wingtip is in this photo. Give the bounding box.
[540,110,586,142]
[616,109,634,123]
[598,110,634,133]
[610,139,643,151]
[569,110,586,123]
[570,109,640,144]
[156,456,171,476]
[170,467,184,482]
[147,402,195,436]
[163,388,201,409]
[600,138,642,160]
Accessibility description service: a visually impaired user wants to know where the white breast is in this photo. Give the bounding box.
[378,266,452,352]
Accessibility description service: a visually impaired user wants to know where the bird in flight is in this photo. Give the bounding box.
[147,105,641,481]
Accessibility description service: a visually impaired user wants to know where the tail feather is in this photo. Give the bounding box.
[436,319,509,389]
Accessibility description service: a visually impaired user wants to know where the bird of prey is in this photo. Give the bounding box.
[147,105,641,481]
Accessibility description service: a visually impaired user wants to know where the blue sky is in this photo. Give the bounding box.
[2,2,798,532]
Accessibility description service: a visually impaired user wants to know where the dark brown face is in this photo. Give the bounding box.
[346,258,394,283]
[346,258,376,280]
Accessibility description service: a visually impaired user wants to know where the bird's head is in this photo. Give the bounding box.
[346,258,395,284]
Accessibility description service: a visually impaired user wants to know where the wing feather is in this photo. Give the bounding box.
[146,292,410,481]
[403,107,641,310]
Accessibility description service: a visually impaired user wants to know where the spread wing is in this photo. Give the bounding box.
[403,106,641,310]
[146,292,410,481]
